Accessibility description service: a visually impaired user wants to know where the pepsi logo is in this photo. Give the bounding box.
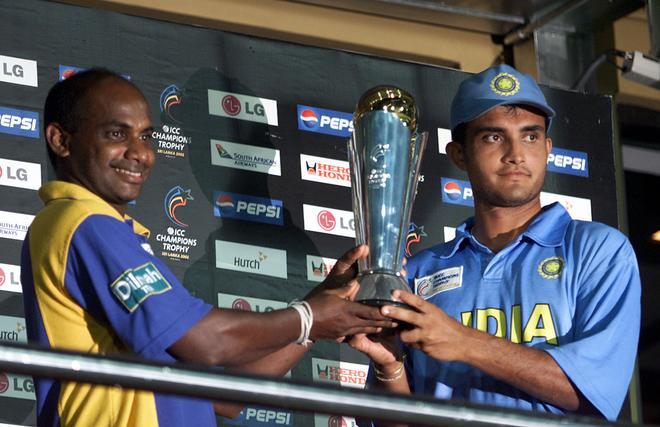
[300,109,319,129]
[222,95,241,116]
[317,210,336,231]
[216,194,235,211]
[232,298,252,311]
[443,181,462,200]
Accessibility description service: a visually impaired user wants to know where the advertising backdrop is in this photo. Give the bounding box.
[0,0,618,425]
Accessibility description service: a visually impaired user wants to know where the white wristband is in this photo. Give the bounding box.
[288,300,314,347]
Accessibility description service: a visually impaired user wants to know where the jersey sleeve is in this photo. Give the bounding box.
[543,230,641,420]
[64,214,212,359]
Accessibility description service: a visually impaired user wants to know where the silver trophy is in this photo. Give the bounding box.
[348,86,428,309]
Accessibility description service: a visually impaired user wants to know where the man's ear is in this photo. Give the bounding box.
[45,123,71,159]
[446,141,467,171]
[546,136,553,156]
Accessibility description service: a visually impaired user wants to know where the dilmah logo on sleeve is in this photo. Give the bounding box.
[414,266,463,299]
[111,262,172,312]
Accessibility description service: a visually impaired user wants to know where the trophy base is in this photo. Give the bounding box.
[355,272,414,311]
[358,299,410,309]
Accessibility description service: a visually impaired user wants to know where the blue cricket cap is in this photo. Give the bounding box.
[450,64,555,132]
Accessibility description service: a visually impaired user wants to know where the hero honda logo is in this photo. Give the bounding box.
[300,154,351,187]
[216,240,288,279]
[0,158,41,190]
[306,255,337,282]
[312,358,368,389]
[213,191,283,226]
[547,147,589,177]
[208,89,278,125]
[441,177,474,207]
[0,106,39,138]
[297,105,353,137]
[0,54,37,87]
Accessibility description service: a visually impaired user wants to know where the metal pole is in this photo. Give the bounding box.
[0,342,633,427]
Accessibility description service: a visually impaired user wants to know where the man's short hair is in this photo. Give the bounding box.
[43,68,137,168]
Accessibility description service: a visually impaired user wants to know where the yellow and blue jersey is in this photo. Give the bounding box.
[21,181,214,427]
[404,203,640,420]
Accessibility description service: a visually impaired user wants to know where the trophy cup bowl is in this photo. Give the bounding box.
[348,86,428,310]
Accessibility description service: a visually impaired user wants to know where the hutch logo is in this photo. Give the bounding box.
[215,240,287,279]
[540,192,592,221]
[300,154,351,187]
[208,90,278,125]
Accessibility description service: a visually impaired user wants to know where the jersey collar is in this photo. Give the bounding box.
[39,180,150,237]
[450,202,571,253]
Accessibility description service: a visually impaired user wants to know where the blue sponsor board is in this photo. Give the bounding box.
[213,191,284,226]
[297,104,353,137]
[224,406,293,426]
[0,106,39,138]
[547,147,589,177]
[441,177,474,207]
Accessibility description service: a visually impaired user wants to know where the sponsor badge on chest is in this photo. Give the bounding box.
[414,266,463,299]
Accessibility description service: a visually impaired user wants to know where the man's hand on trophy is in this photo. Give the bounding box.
[304,245,397,342]
[381,290,467,362]
[349,332,402,367]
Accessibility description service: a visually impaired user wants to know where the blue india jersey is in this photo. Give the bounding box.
[404,202,640,420]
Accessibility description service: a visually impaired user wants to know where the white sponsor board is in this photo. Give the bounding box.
[540,191,592,221]
[305,255,337,282]
[0,210,34,241]
[215,240,287,279]
[0,373,35,401]
[312,358,368,389]
[210,139,281,176]
[0,263,22,293]
[443,226,456,242]
[208,89,278,125]
[0,55,38,87]
[302,204,355,238]
[314,414,357,427]
[218,293,286,312]
[0,158,41,190]
[437,127,451,154]
[300,154,351,187]
[0,315,27,343]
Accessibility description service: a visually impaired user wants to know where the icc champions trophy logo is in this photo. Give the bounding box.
[160,84,183,123]
[164,186,193,228]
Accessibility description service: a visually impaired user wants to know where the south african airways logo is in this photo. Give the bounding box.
[164,186,193,228]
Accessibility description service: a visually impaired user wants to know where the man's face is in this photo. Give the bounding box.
[456,105,552,208]
[59,78,155,213]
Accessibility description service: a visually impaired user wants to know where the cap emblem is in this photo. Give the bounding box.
[490,72,520,96]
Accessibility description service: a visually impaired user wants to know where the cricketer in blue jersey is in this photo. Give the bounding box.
[350,64,641,422]
[21,69,394,427]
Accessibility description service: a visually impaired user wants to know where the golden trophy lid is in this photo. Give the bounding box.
[353,86,418,131]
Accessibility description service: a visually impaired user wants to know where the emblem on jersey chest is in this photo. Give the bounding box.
[538,257,564,279]
[414,266,463,299]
